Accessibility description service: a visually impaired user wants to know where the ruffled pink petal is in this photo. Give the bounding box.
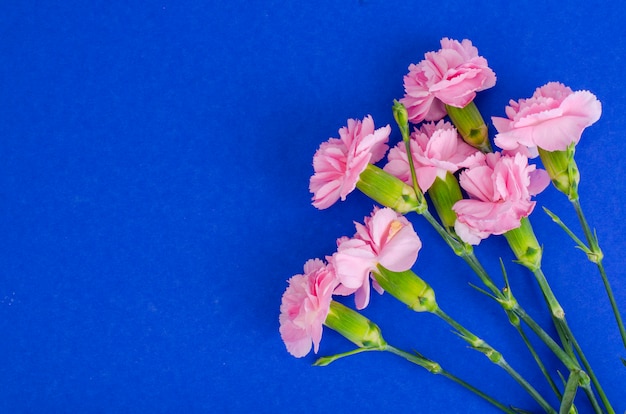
[454,199,532,236]
[384,120,484,191]
[401,38,495,123]
[528,168,551,196]
[310,116,390,209]
[333,242,377,309]
[359,208,421,272]
[454,220,489,245]
[365,124,392,163]
[378,224,421,271]
[365,208,398,253]
[453,152,546,245]
[531,91,602,151]
[333,239,376,290]
[353,283,372,311]
[330,207,422,308]
[383,144,413,185]
[493,83,601,153]
[458,165,497,201]
[279,318,312,357]
[415,166,439,192]
[279,260,339,357]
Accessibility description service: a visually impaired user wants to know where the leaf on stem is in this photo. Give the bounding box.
[313,347,375,366]
[559,370,582,414]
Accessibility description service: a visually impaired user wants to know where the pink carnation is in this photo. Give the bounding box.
[493,82,602,154]
[384,120,485,191]
[452,152,550,245]
[279,259,339,358]
[309,116,391,209]
[332,207,421,309]
[400,38,496,123]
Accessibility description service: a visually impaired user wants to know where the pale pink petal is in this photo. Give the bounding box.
[367,208,402,251]
[453,152,546,245]
[378,224,421,271]
[310,116,390,209]
[279,317,313,357]
[458,165,496,201]
[366,124,392,163]
[383,143,413,185]
[279,260,339,357]
[353,283,372,311]
[384,120,484,192]
[401,38,495,123]
[359,208,421,272]
[333,246,376,290]
[415,166,439,192]
[528,168,551,196]
[493,82,601,153]
[330,207,422,309]
[454,220,488,245]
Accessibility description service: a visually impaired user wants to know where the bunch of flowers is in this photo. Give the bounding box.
[279,38,622,413]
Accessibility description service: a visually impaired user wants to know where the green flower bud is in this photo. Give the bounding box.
[504,217,542,271]
[538,145,580,201]
[373,265,438,313]
[324,301,387,350]
[392,100,411,141]
[428,172,463,231]
[356,164,427,214]
[445,102,492,153]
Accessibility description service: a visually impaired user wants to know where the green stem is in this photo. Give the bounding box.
[571,198,626,350]
[316,343,517,413]
[461,249,503,297]
[313,347,378,366]
[559,370,581,414]
[385,345,517,414]
[395,110,601,411]
[531,268,565,320]
[531,267,574,357]
[512,305,577,371]
[533,267,614,414]
[420,209,470,257]
[433,307,556,413]
[514,305,603,414]
[394,102,429,215]
[412,210,589,406]
[439,370,516,414]
[569,324,613,414]
[516,325,562,400]
[404,138,421,200]
[454,245,580,391]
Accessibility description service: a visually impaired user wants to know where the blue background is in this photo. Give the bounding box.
[1,1,625,413]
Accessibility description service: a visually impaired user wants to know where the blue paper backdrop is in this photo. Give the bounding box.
[1,1,625,413]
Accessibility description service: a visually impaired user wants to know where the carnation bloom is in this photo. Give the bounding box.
[400,38,496,123]
[452,152,550,245]
[492,82,602,154]
[310,116,391,209]
[384,120,485,191]
[279,259,339,358]
[332,207,421,309]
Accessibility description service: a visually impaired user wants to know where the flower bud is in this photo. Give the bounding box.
[428,172,463,231]
[392,100,411,141]
[445,102,492,153]
[373,265,438,313]
[503,217,542,271]
[356,164,427,214]
[538,146,580,201]
[324,301,387,349]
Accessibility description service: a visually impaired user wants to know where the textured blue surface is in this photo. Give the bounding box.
[1,1,625,412]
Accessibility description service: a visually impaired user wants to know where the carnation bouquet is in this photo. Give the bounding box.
[278,38,623,413]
